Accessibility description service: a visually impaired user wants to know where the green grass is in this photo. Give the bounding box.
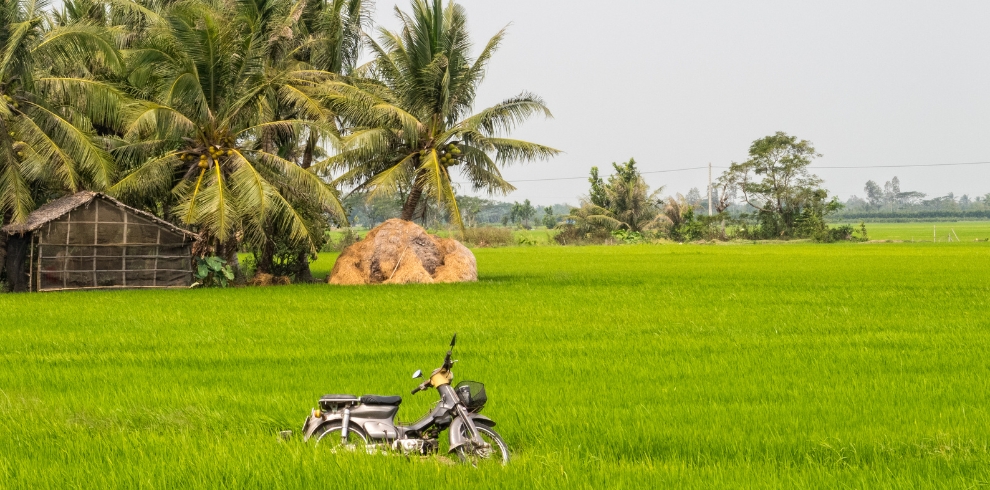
[3,242,990,488]
[842,221,990,242]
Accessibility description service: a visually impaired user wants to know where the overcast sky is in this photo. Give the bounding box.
[371,0,990,205]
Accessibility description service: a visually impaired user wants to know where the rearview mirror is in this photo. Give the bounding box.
[450,333,457,347]
[412,369,423,379]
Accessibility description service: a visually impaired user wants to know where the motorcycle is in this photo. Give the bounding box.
[301,334,509,464]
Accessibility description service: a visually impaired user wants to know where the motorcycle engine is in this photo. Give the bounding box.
[393,438,439,455]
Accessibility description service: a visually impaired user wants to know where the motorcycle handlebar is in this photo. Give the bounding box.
[412,345,455,395]
[411,379,431,395]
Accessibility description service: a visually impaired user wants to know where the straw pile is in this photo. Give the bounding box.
[328,219,477,285]
[248,273,291,286]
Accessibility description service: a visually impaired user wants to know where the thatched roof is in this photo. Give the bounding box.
[2,191,196,238]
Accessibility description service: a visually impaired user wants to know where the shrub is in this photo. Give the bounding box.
[553,224,613,245]
[461,227,514,247]
[322,228,361,252]
[857,222,869,241]
[611,230,644,244]
[816,224,855,243]
[194,257,234,288]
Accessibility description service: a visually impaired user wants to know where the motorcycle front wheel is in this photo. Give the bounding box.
[455,425,510,465]
[312,422,369,453]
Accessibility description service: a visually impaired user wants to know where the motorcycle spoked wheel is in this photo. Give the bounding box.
[312,422,370,453]
[455,425,510,466]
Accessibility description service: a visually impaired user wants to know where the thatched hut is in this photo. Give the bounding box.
[2,192,196,292]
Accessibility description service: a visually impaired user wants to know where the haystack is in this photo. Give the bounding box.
[328,219,477,285]
[248,273,292,286]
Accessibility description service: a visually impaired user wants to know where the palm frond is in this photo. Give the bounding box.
[35,77,128,131]
[0,157,35,224]
[20,99,115,188]
[33,22,125,74]
[109,151,180,200]
[362,151,416,200]
[246,149,347,222]
[459,93,554,137]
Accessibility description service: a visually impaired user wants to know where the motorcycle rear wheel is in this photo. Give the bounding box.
[455,425,509,465]
[313,422,369,453]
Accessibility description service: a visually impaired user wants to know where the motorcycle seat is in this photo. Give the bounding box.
[320,394,359,403]
[361,395,402,405]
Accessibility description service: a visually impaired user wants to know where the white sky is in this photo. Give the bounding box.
[373,0,990,205]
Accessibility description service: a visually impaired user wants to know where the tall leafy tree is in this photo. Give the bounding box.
[864,180,883,211]
[723,132,825,237]
[109,0,346,260]
[320,0,559,231]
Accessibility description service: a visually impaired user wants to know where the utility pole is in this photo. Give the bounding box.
[708,162,713,216]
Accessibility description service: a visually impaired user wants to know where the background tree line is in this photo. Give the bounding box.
[555,132,862,244]
[838,176,990,220]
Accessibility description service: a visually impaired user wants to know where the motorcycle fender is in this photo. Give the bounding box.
[447,414,495,453]
[302,414,341,442]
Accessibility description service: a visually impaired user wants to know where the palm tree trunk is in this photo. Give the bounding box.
[257,238,275,275]
[301,133,317,169]
[294,251,314,283]
[294,134,318,281]
[401,184,424,221]
[0,231,7,288]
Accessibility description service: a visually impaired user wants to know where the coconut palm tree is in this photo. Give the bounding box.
[289,0,372,170]
[586,159,667,233]
[319,0,559,231]
[0,0,123,225]
[262,0,372,279]
[109,0,346,260]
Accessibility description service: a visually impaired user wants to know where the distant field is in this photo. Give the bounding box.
[330,222,990,248]
[842,221,990,242]
[3,243,990,488]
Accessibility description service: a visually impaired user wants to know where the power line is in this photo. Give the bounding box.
[503,165,709,183]
[453,165,709,184]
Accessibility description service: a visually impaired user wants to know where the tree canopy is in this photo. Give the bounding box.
[722,132,830,237]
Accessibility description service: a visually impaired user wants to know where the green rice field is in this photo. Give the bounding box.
[851,221,990,242]
[2,242,990,488]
